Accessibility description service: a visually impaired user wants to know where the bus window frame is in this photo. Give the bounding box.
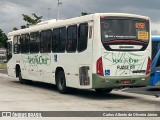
[66,25,78,53]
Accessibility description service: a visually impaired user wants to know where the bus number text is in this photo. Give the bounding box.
[117,65,135,70]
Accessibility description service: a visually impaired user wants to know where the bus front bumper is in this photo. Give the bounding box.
[92,74,150,89]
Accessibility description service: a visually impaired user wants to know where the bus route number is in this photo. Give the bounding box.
[135,23,145,29]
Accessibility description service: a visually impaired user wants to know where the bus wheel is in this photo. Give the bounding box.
[56,71,68,94]
[19,70,25,84]
[95,88,113,94]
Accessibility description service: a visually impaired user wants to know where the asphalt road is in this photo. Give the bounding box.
[118,86,160,97]
[0,69,159,97]
[0,72,160,119]
[0,69,7,74]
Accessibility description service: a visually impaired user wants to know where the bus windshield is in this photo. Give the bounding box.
[101,16,149,51]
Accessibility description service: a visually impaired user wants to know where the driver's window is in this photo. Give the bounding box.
[7,41,12,61]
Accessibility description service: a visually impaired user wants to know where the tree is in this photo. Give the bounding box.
[81,12,91,16]
[20,25,27,29]
[13,13,43,30]
[0,29,7,48]
[13,27,18,31]
[22,13,43,28]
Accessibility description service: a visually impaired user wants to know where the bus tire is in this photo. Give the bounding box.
[19,70,25,84]
[56,71,68,94]
[95,88,113,94]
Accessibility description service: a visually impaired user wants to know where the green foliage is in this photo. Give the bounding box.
[13,27,18,31]
[13,13,43,30]
[81,12,91,16]
[20,25,27,29]
[0,29,7,48]
[22,13,43,28]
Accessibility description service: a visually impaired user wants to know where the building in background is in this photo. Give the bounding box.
[0,48,7,63]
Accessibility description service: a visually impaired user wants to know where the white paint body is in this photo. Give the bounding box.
[7,13,151,89]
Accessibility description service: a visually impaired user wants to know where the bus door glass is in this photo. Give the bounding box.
[7,41,12,62]
[151,49,160,86]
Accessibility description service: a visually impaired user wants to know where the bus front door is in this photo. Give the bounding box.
[150,49,160,86]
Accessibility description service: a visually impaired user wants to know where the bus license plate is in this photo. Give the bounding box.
[120,80,131,84]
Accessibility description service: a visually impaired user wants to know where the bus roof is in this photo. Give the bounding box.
[152,36,160,41]
[8,13,149,37]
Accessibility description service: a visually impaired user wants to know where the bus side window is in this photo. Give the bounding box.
[20,34,30,53]
[89,26,92,39]
[67,25,77,52]
[40,30,52,53]
[30,32,40,53]
[52,28,60,52]
[13,35,20,54]
[59,27,66,52]
[78,23,88,52]
[52,27,66,53]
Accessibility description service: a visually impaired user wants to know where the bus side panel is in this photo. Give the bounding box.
[54,49,92,89]
[150,49,160,86]
[92,14,101,76]
[78,53,92,89]
[7,64,16,77]
[7,38,16,78]
[60,22,93,89]
[7,54,20,78]
[77,21,94,89]
[20,54,39,81]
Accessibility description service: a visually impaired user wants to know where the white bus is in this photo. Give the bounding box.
[7,13,151,94]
